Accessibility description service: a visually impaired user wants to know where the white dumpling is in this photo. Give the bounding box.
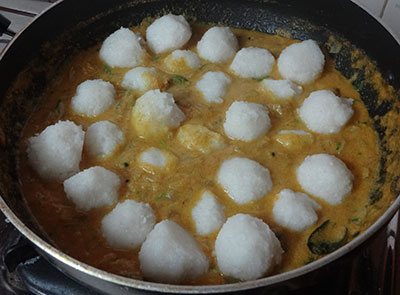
[277,39,325,84]
[197,27,238,63]
[139,220,209,283]
[223,101,271,141]
[192,191,225,235]
[84,121,124,158]
[230,47,275,78]
[196,71,231,104]
[71,79,115,117]
[131,90,185,138]
[217,157,272,205]
[101,200,156,249]
[296,154,354,205]
[298,90,354,134]
[215,214,283,281]
[27,120,84,182]
[273,189,321,232]
[100,27,144,68]
[122,67,163,92]
[63,166,120,210]
[146,14,192,54]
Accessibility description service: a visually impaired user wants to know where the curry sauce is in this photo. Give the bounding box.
[19,23,383,285]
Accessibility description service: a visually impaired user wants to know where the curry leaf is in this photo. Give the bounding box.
[307,220,347,255]
[156,192,167,200]
[103,65,113,77]
[252,76,268,82]
[172,75,189,85]
[160,140,168,148]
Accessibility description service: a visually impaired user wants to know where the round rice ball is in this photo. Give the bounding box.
[100,27,144,68]
[101,200,156,249]
[122,67,163,92]
[84,121,124,158]
[197,27,238,63]
[164,50,201,72]
[277,40,325,84]
[230,47,275,78]
[272,189,321,232]
[63,166,120,210]
[146,14,192,54]
[215,214,283,281]
[27,120,84,182]
[261,79,303,99]
[132,90,185,138]
[139,220,209,283]
[298,90,354,134]
[196,71,231,104]
[217,157,272,205]
[296,154,354,205]
[223,101,271,141]
[71,79,115,117]
[192,191,225,235]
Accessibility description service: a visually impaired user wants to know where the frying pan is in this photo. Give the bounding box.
[1,0,400,294]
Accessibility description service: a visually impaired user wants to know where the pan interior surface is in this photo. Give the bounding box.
[1,0,400,293]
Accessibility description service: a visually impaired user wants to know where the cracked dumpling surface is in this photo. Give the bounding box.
[277,39,325,84]
[100,27,144,68]
[131,90,185,138]
[215,214,283,281]
[139,220,209,283]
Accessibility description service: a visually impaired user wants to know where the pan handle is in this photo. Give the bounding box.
[0,13,15,37]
